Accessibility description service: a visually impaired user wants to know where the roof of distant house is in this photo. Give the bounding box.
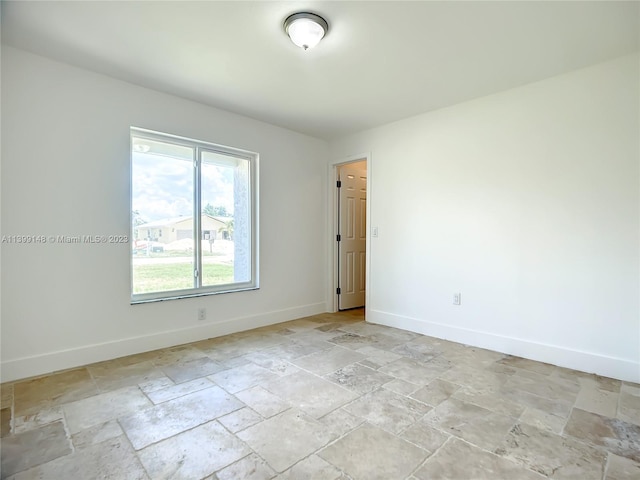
[137,214,231,229]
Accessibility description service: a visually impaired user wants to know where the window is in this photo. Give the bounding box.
[130,128,258,303]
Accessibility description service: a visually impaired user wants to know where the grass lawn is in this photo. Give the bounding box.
[133,262,234,294]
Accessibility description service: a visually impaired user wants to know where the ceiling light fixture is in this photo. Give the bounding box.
[284,12,328,51]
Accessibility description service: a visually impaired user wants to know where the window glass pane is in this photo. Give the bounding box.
[201,151,250,286]
[131,137,195,294]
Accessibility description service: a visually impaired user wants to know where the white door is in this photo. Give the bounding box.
[338,164,366,310]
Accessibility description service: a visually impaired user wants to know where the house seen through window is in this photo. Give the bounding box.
[131,128,258,303]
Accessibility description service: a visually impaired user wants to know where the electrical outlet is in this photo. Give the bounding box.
[198,308,206,321]
[453,293,461,305]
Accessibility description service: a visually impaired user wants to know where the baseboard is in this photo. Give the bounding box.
[1,302,326,382]
[367,309,640,383]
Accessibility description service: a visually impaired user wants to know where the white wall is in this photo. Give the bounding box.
[1,47,329,382]
[330,54,640,382]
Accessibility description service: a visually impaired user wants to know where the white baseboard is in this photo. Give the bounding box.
[367,309,640,383]
[1,302,326,382]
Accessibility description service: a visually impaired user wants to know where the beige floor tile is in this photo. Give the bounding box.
[202,334,287,362]
[281,319,329,332]
[88,360,164,392]
[240,349,301,376]
[423,397,516,451]
[550,365,593,383]
[439,365,510,393]
[146,377,214,404]
[275,454,347,480]
[216,355,253,370]
[161,356,226,384]
[116,349,164,366]
[289,318,333,329]
[409,336,466,356]
[1,407,11,438]
[216,453,275,480]
[355,323,420,343]
[575,384,619,417]
[518,407,566,434]
[263,371,357,418]
[291,346,366,375]
[315,322,345,332]
[3,310,637,480]
[1,421,72,477]
[248,339,333,363]
[565,408,640,462]
[236,386,291,418]
[237,408,335,473]
[217,407,263,433]
[7,435,148,480]
[356,346,403,369]
[497,355,555,375]
[319,423,428,480]
[504,373,580,404]
[580,375,622,393]
[288,327,347,345]
[328,332,405,351]
[13,368,98,416]
[71,419,123,450]
[410,378,460,406]
[441,345,505,369]
[378,357,448,386]
[138,375,175,394]
[119,386,243,450]
[150,344,209,367]
[499,383,573,418]
[137,420,250,480]
[371,327,416,351]
[497,422,607,480]
[401,419,450,453]
[452,385,525,418]
[415,437,543,480]
[606,453,640,480]
[241,343,305,363]
[490,362,526,376]
[325,363,394,394]
[318,407,365,438]
[235,385,290,418]
[391,342,441,363]
[63,385,151,434]
[289,337,336,354]
[209,363,278,393]
[344,388,431,435]
[13,406,64,434]
[618,391,640,426]
[0,383,13,409]
[383,378,421,396]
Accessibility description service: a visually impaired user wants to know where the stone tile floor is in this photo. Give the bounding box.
[1,308,639,479]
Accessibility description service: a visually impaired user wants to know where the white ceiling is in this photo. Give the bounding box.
[2,1,638,139]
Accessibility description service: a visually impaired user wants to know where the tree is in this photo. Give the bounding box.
[220,219,234,240]
[132,210,146,227]
[203,203,230,217]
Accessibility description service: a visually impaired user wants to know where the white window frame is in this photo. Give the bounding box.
[130,127,259,303]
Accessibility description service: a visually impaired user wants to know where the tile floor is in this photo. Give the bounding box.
[1,309,639,479]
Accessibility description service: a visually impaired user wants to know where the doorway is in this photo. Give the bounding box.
[336,160,367,310]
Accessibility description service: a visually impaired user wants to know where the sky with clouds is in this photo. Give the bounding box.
[132,152,234,223]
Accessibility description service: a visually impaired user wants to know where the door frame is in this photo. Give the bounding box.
[327,153,371,313]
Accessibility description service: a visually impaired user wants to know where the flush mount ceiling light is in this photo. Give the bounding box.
[284,12,329,50]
